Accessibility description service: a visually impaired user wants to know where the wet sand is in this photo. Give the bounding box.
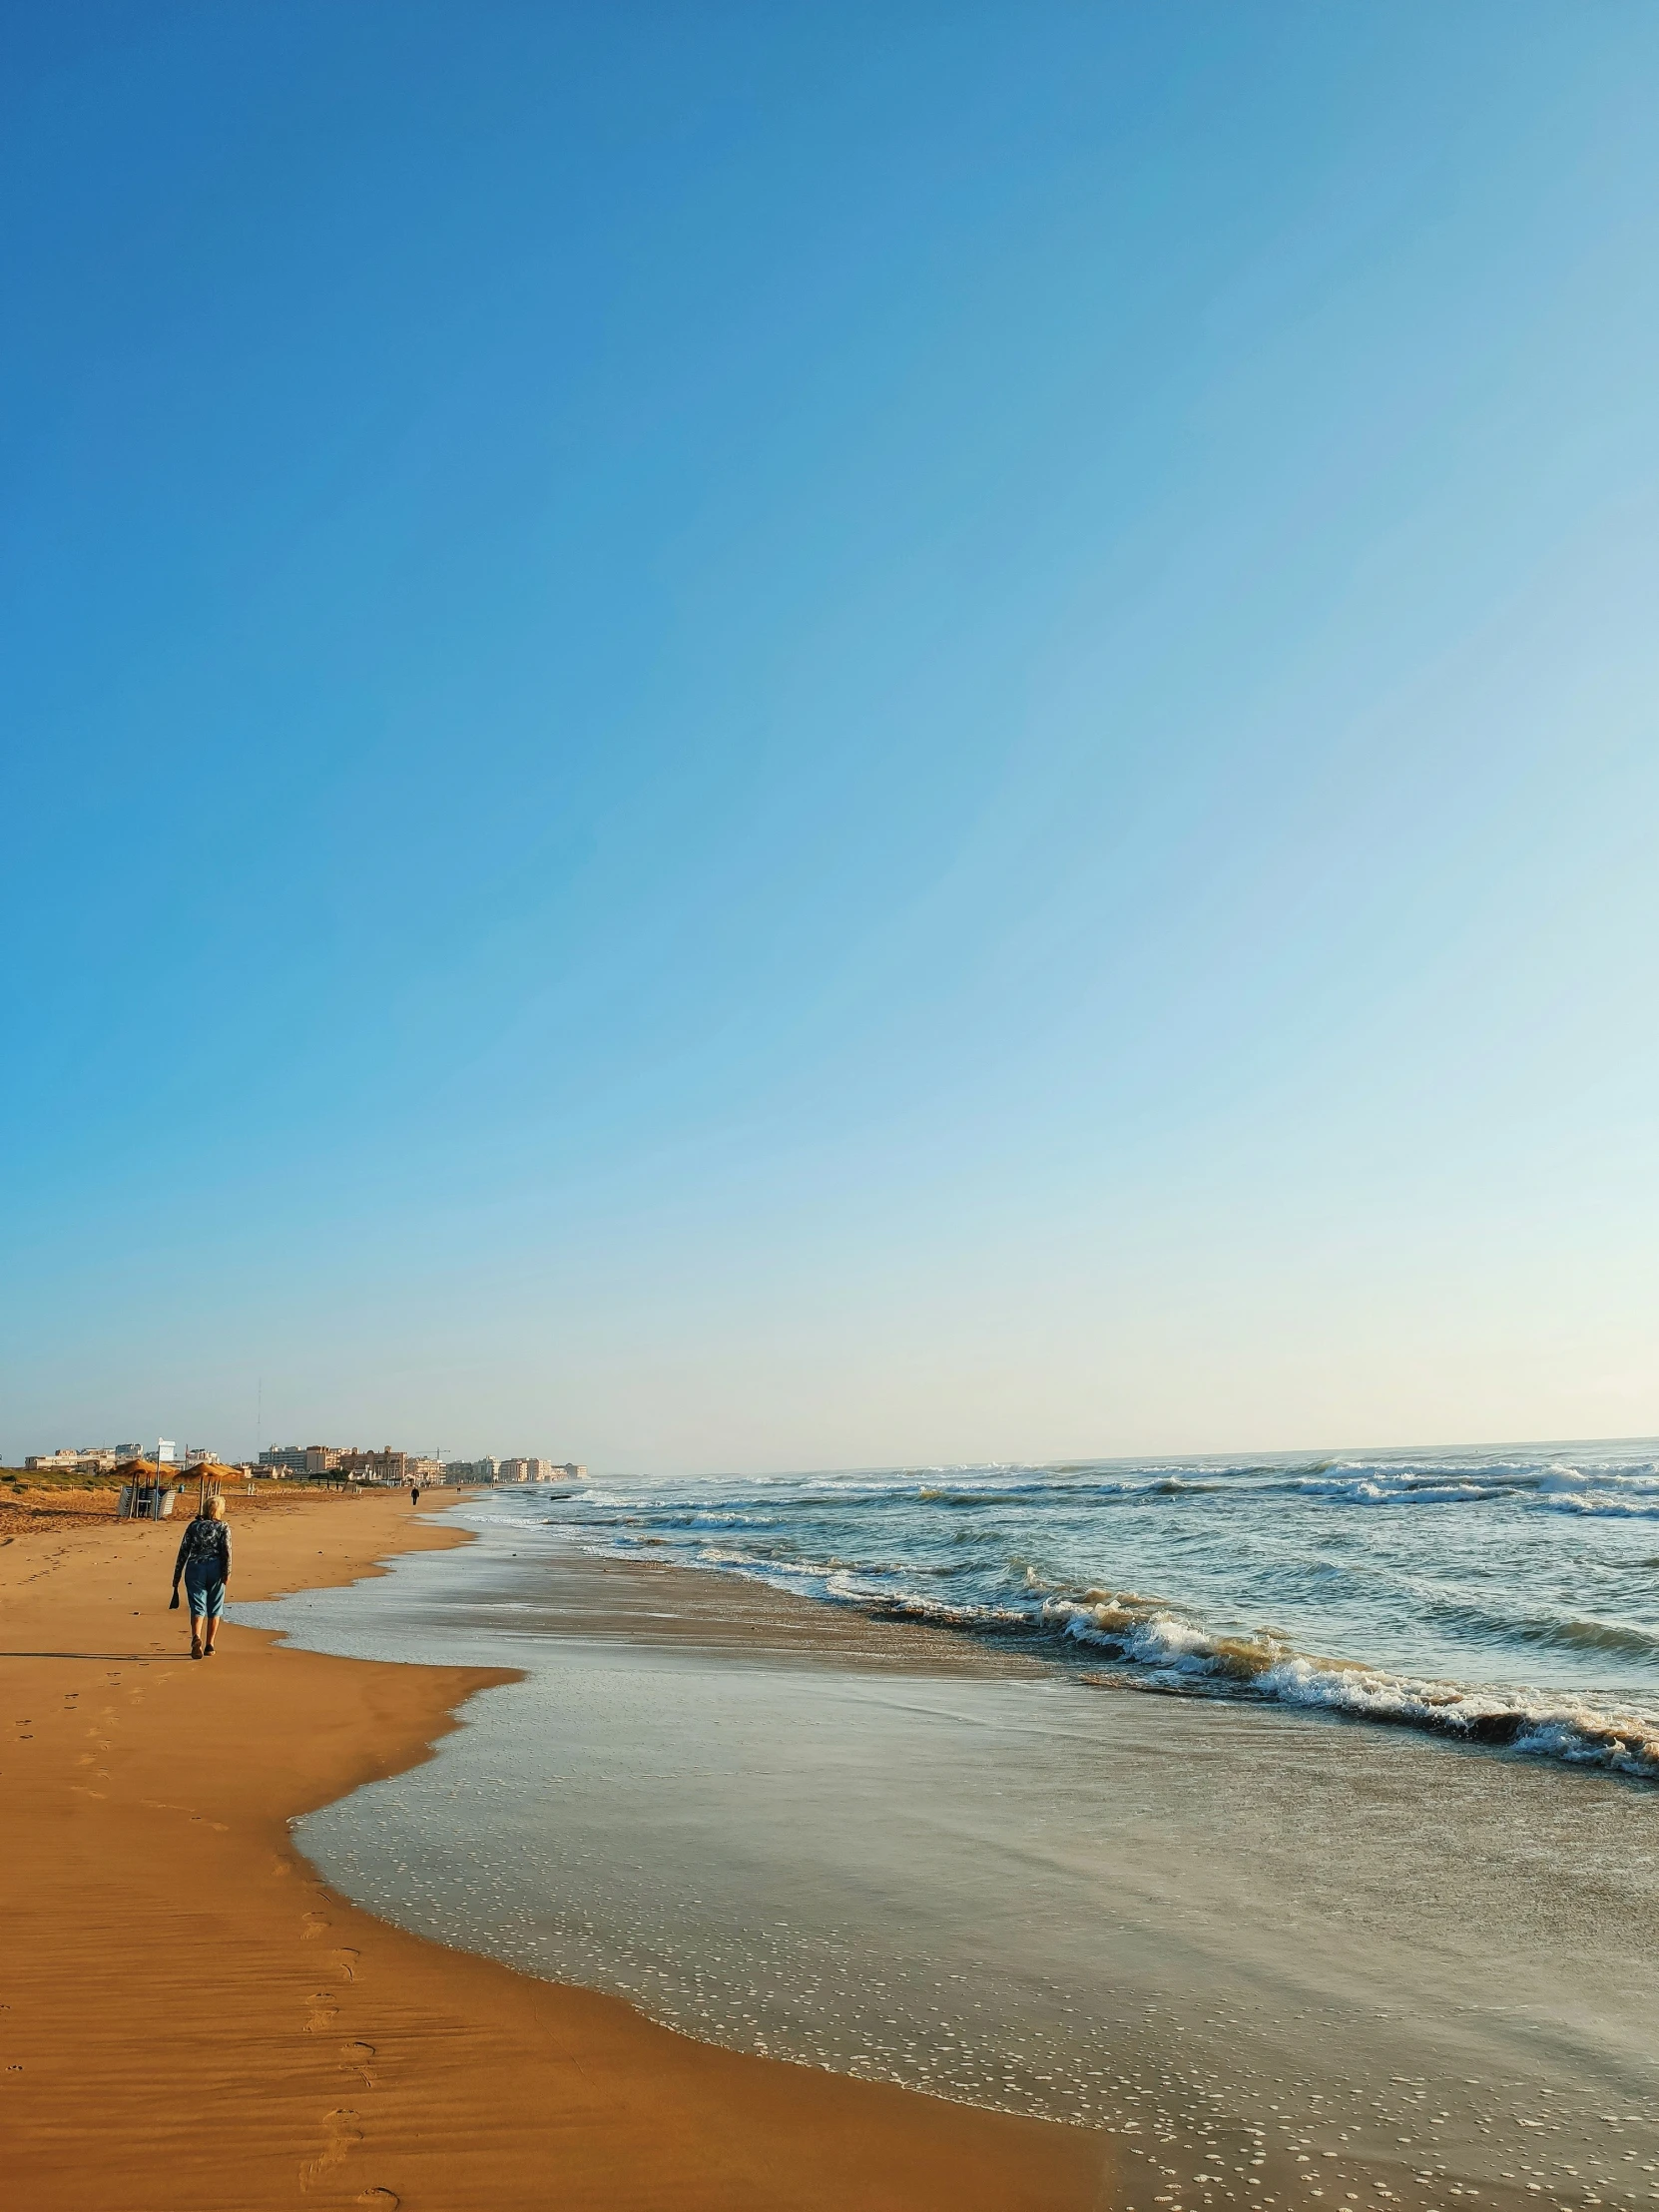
[0,1487,1107,2210]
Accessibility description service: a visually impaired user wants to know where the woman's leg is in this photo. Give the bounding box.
[202,1579,225,1653]
[184,1565,206,1653]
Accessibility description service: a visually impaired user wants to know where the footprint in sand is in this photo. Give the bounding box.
[301,1911,329,1940]
[342,2039,377,2086]
[356,2191,399,2208]
[331,1946,361,1983]
[298,2107,362,2192]
[304,1993,339,2033]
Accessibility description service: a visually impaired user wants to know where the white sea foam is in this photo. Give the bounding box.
[1297,1476,1500,1504]
[1540,1492,1659,1518]
[1046,1590,1659,1779]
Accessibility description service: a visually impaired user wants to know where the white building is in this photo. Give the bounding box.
[25,1443,147,1472]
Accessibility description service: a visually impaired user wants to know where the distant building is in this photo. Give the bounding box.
[557,1463,587,1480]
[337,1447,408,1483]
[497,1457,577,1482]
[443,1456,506,1483]
[260,1442,356,1479]
[26,1443,151,1472]
[261,1441,419,1481]
[249,1441,558,1486]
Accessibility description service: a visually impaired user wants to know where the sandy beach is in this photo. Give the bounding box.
[0,1485,1107,2210]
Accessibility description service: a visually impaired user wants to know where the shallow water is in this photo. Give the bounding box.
[241,1501,1659,2212]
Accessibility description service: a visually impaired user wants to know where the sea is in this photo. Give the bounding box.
[239,1438,1659,2212]
[527,1437,1659,1776]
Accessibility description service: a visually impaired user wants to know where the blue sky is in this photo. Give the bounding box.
[5,4,1658,1469]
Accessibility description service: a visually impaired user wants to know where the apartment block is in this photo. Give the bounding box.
[338,1448,408,1483]
[26,1443,148,1472]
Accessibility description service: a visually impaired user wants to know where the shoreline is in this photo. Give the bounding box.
[0,1485,1106,2210]
[266,1503,1659,2212]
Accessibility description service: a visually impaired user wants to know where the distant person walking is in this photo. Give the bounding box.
[171,1495,231,1660]
[409,1483,421,1506]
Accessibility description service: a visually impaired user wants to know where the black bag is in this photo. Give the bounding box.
[169,1589,181,1610]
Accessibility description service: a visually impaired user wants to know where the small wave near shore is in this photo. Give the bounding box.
[1043,1588,1659,1780]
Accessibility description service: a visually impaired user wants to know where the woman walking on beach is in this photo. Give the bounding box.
[172,1495,232,1659]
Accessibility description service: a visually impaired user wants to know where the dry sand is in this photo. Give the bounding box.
[0,1486,1109,2210]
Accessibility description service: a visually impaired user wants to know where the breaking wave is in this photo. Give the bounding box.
[1043,1588,1659,1780]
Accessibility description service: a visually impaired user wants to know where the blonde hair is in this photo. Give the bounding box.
[204,1495,226,1520]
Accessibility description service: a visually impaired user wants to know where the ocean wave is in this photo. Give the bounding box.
[911,1475,1231,1510]
[1419,1589,1659,1659]
[1290,1457,1659,1509]
[1045,1590,1659,1779]
[1298,1477,1504,1505]
[1538,1493,1659,1520]
[914,1485,1078,1507]
[832,1580,1046,1634]
[639,1510,783,1533]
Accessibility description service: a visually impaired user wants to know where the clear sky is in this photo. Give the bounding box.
[5,3,1658,1471]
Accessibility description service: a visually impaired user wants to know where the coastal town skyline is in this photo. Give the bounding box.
[17,1435,583,1483]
